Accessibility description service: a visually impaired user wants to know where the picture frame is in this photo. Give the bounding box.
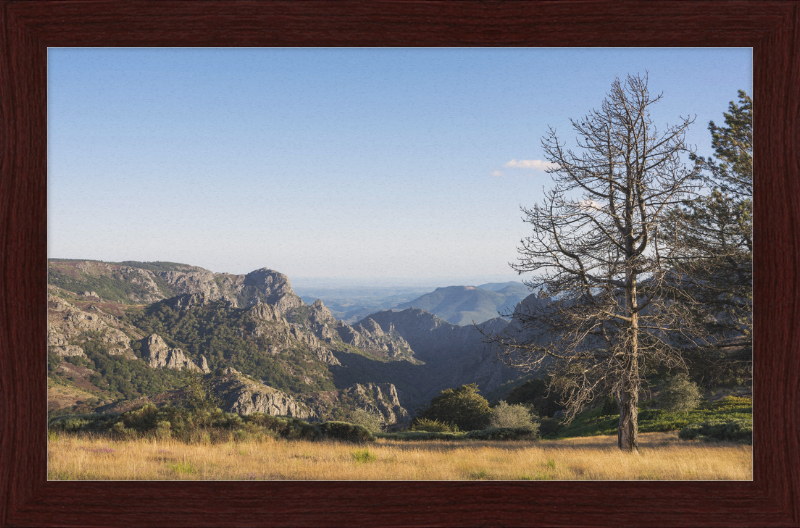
[1,1,796,526]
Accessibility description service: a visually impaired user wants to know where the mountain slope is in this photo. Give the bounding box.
[47,260,416,423]
[392,284,530,325]
[47,259,540,422]
[354,308,526,406]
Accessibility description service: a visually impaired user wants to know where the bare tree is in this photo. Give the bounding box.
[484,74,704,452]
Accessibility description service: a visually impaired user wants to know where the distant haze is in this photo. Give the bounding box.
[291,275,525,290]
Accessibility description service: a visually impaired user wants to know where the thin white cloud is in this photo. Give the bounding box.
[490,169,504,177]
[504,159,558,171]
[578,199,603,211]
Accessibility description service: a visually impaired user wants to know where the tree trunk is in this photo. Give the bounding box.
[618,378,639,452]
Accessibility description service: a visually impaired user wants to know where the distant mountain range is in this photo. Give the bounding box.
[392,282,531,326]
[47,260,537,424]
[294,286,433,324]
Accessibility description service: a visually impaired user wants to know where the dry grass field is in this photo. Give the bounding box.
[48,431,752,481]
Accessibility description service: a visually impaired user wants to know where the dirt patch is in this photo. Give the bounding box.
[56,362,103,393]
[47,380,98,412]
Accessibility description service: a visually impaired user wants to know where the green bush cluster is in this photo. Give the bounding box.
[678,419,752,444]
[659,374,703,413]
[74,337,186,400]
[538,417,563,438]
[408,418,459,433]
[317,421,375,443]
[505,377,565,418]
[48,405,383,444]
[47,350,63,373]
[346,408,384,433]
[465,427,537,441]
[489,401,539,432]
[49,413,119,433]
[601,393,619,415]
[416,384,492,431]
[124,301,335,394]
[706,395,752,413]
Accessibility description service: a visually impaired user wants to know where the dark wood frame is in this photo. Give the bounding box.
[1,1,797,526]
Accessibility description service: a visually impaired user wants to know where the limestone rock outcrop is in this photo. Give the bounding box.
[140,334,208,372]
[158,269,220,298]
[302,382,410,426]
[347,382,410,425]
[164,292,204,311]
[51,345,86,358]
[341,317,413,358]
[211,373,315,419]
[47,289,140,360]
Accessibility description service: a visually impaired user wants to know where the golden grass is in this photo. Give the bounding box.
[47,431,752,481]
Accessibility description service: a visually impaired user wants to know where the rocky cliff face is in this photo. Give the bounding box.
[339,318,414,359]
[47,288,141,360]
[243,290,414,366]
[300,382,410,425]
[359,308,524,404]
[140,333,209,373]
[346,382,410,425]
[158,269,220,299]
[210,373,315,419]
[208,268,304,313]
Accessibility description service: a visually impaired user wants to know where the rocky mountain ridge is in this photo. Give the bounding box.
[47,259,532,424]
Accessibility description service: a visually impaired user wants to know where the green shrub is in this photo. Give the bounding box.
[490,401,539,432]
[120,403,161,431]
[318,421,375,443]
[601,393,619,415]
[47,351,62,373]
[708,395,752,413]
[351,448,376,463]
[49,416,94,432]
[181,371,223,412]
[538,417,563,438]
[347,408,384,433]
[465,427,536,441]
[679,419,752,444]
[156,420,172,439]
[408,418,459,433]
[278,417,321,441]
[416,384,492,431]
[48,413,116,433]
[659,374,703,413]
[506,376,564,418]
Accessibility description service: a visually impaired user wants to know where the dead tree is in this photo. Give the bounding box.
[485,74,705,452]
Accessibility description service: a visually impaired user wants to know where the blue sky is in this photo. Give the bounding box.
[48,48,751,286]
